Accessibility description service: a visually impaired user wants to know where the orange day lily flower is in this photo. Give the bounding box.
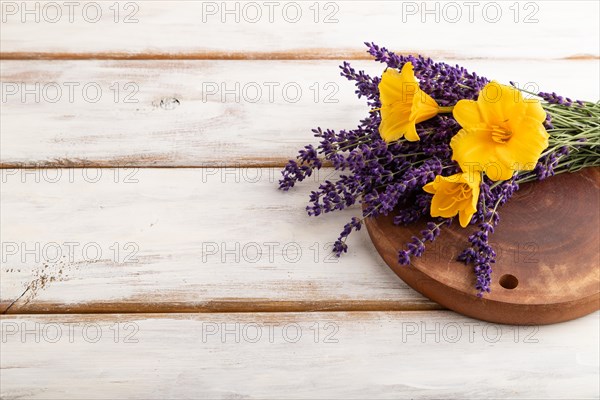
[423,172,482,228]
[378,62,441,142]
[450,81,549,181]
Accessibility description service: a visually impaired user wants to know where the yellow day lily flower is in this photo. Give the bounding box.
[450,81,549,181]
[423,172,481,228]
[378,62,441,142]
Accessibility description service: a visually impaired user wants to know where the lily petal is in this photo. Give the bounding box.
[430,192,460,218]
[379,69,405,104]
[525,99,547,123]
[379,98,411,141]
[458,209,472,228]
[422,181,436,194]
[404,122,420,142]
[477,81,509,125]
[507,116,550,170]
[453,100,481,128]
[450,127,498,173]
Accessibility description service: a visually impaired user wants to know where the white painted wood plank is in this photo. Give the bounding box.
[1,59,598,167]
[1,311,598,399]
[0,168,440,313]
[1,1,598,59]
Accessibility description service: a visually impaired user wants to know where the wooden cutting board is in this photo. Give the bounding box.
[365,168,600,325]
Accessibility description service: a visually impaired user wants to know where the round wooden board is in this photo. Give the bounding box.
[365,168,600,325]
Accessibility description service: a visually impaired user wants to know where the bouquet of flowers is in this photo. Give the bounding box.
[278,43,599,297]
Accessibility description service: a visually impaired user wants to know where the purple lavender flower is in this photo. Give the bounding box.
[398,221,444,265]
[278,42,596,296]
[279,43,495,290]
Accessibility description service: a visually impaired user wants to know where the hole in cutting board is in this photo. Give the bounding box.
[499,274,519,289]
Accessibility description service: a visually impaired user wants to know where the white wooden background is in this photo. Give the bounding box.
[1,1,599,398]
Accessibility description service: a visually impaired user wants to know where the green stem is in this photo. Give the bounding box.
[488,195,504,224]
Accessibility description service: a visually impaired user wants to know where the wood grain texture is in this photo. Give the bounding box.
[0,168,441,313]
[1,1,598,60]
[1,0,598,397]
[366,169,600,325]
[1,311,599,399]
[1,59,598,167]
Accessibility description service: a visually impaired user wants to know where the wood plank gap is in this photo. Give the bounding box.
[0,161,317,169]
[1,300,445,315]
[1,51,598,61]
